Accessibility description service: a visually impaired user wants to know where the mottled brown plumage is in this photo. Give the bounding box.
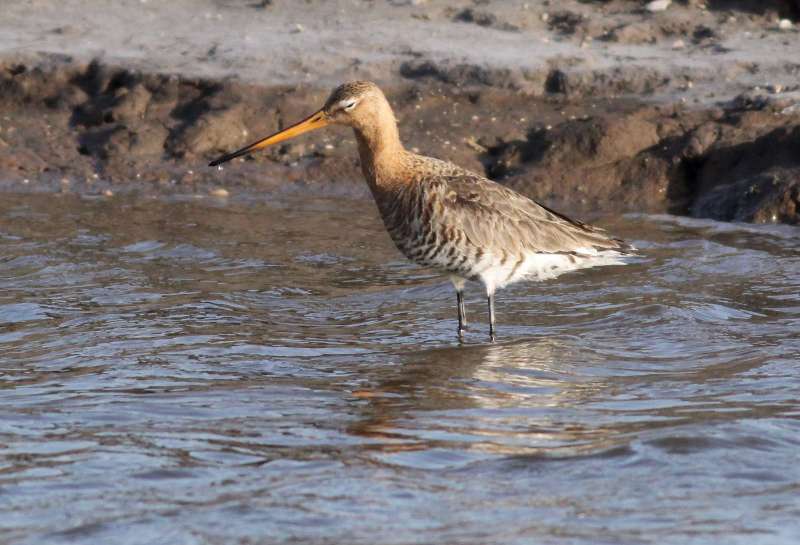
[210,81,634,341]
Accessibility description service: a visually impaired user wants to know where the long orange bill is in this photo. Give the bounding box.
[208,109,329,167]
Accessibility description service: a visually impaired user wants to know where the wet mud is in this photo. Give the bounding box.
[1,0,799,223]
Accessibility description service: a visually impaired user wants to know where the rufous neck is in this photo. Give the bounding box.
[353,98,404,184]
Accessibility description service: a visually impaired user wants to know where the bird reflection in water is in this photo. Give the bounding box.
[347,338,626,459]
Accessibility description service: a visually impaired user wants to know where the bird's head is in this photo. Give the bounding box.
[209,81,386,167]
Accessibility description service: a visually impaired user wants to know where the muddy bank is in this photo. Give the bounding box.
[2,53,799,223]
[1,0,799,223]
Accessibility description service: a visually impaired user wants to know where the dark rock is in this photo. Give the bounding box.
[692,170,800,223]
[400,59,528,91]
[548,11,585,35]
[453,8,497,27]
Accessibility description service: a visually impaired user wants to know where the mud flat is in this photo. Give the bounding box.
[1,0,799,223]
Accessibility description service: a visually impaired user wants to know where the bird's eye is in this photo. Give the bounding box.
[342,100,357,111]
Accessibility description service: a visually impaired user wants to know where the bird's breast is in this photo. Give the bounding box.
[374,185,483,278]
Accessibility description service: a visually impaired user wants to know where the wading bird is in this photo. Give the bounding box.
[210,81,633,341]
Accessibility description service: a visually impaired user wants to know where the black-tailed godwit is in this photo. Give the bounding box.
[210,81,634,341]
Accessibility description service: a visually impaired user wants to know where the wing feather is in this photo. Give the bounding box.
[418,161,632,256]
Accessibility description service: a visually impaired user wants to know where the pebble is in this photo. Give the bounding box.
[778,19,793,31]
[672,39,685,49]
[103,189,114,197]
[645,0,671,12]
[464,137,487,153]
[781,103,800,115]
[209,187,229,198]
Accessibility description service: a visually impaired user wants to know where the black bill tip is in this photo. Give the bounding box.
[208,149,246,168]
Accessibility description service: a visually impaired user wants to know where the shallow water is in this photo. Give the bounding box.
[1,191,799,545]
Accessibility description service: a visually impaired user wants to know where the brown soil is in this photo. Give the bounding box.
[1,1,799,224]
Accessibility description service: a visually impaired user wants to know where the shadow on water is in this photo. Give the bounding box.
[1,191,799,544]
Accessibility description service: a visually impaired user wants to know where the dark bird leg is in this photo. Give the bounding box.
[456,290,467,338]
[487,293,497,342]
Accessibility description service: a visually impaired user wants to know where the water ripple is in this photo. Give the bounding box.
[0,193,798,545]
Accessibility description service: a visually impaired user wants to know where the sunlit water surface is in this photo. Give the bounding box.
[1,191,799,545]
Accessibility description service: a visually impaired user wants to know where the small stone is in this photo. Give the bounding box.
[781,103,800,115]
[103,189,114,197]
[464,137,487,153]
[645,0,671,12]
[778,19,793,30]
[672,39,685,49]
[209,187,229,198]
[291,24,304,33]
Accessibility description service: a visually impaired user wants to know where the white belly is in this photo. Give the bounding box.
[478,248,630,293]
